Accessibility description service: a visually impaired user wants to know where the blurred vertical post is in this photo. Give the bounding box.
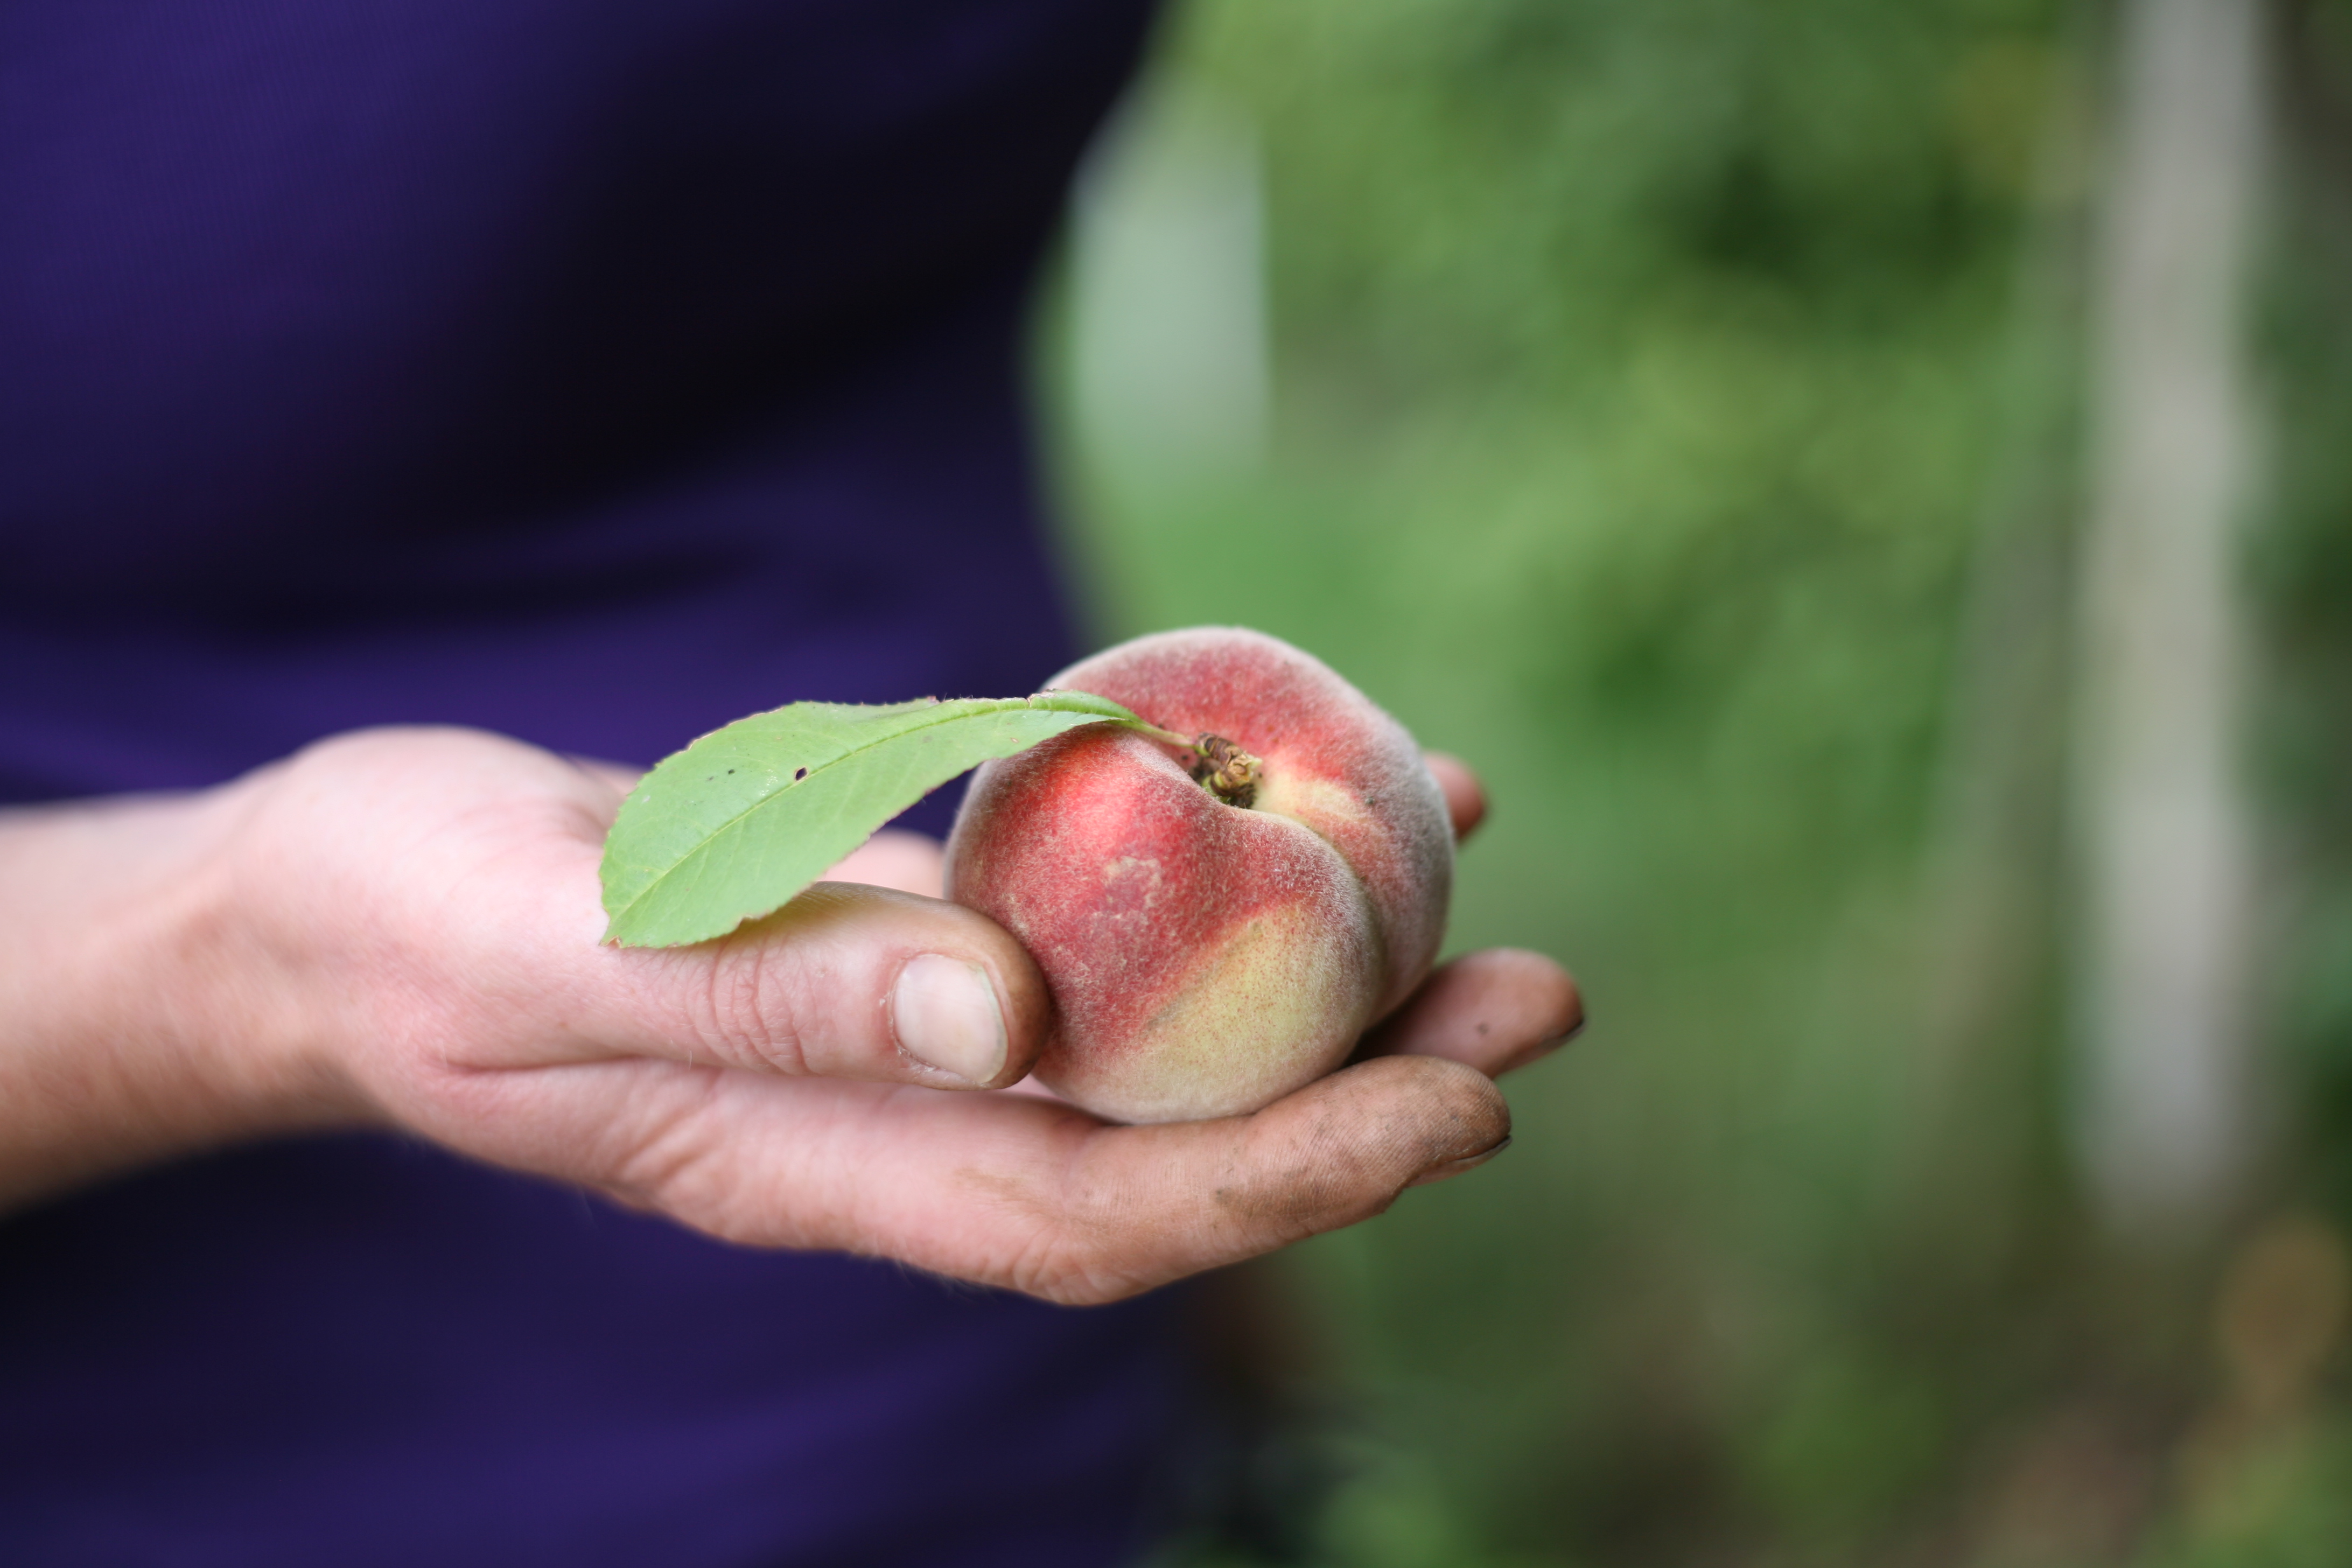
[1068,75,1269,502]
[2074,0,2267,1240]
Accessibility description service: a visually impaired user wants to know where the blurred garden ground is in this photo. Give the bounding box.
[1036,0,2352,1563]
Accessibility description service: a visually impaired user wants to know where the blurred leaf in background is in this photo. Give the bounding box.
[1038,0,2352,1562]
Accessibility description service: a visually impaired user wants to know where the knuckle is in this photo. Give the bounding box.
[684,942,813,1074]
[1005,1228,1136,1306]
[992,1160,1151,1306]
[599,1072,741,1221]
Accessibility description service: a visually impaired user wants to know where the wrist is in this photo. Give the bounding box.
[0,775,363,1209]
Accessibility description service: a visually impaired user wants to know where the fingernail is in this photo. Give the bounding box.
[892,954,1008,1086]
[1500,1026,1583,1076]
[1408,1136,1512,1188]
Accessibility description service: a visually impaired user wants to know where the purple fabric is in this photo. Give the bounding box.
[0,2,1184,1564]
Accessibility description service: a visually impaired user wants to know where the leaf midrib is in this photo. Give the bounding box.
[607,695,1083,925]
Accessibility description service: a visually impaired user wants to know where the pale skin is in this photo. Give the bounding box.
[0,726,1581,1305]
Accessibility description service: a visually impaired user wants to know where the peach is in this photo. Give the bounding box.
[944,627,1453,1123]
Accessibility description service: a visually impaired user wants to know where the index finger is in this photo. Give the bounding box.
[564,1052,1514,1304]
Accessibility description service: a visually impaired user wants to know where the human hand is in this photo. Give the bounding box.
[174,729,1580,1303]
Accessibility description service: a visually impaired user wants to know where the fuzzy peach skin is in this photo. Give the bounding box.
[945,627,1454,1123]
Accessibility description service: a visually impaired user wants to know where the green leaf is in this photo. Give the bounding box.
[599,690,1150,948]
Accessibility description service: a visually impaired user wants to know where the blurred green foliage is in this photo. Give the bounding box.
[1039,0,2352,1562]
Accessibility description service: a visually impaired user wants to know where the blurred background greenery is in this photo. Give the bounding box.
[1033,0,2352,1563]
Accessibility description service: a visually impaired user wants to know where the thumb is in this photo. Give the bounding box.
[572,884,1052,1090]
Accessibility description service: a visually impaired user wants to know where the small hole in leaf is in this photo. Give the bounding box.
[794,767,809,781]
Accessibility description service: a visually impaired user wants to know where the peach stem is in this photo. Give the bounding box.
[1115,718,1263,808]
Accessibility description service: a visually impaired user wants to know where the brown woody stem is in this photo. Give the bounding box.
[1120,719,1263,809]
[1188,734,1261,808]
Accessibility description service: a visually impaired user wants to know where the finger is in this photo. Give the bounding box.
[1356,948,1583,1077]
[820,829,945,899]
[1424,752,1487,841]
[878,1054,1510,1301]
[557,883,1049,1091]
[502,1051,1513,1305]
[564,755,643,801]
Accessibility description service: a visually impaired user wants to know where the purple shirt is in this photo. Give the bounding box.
[0,2,1186,1563]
